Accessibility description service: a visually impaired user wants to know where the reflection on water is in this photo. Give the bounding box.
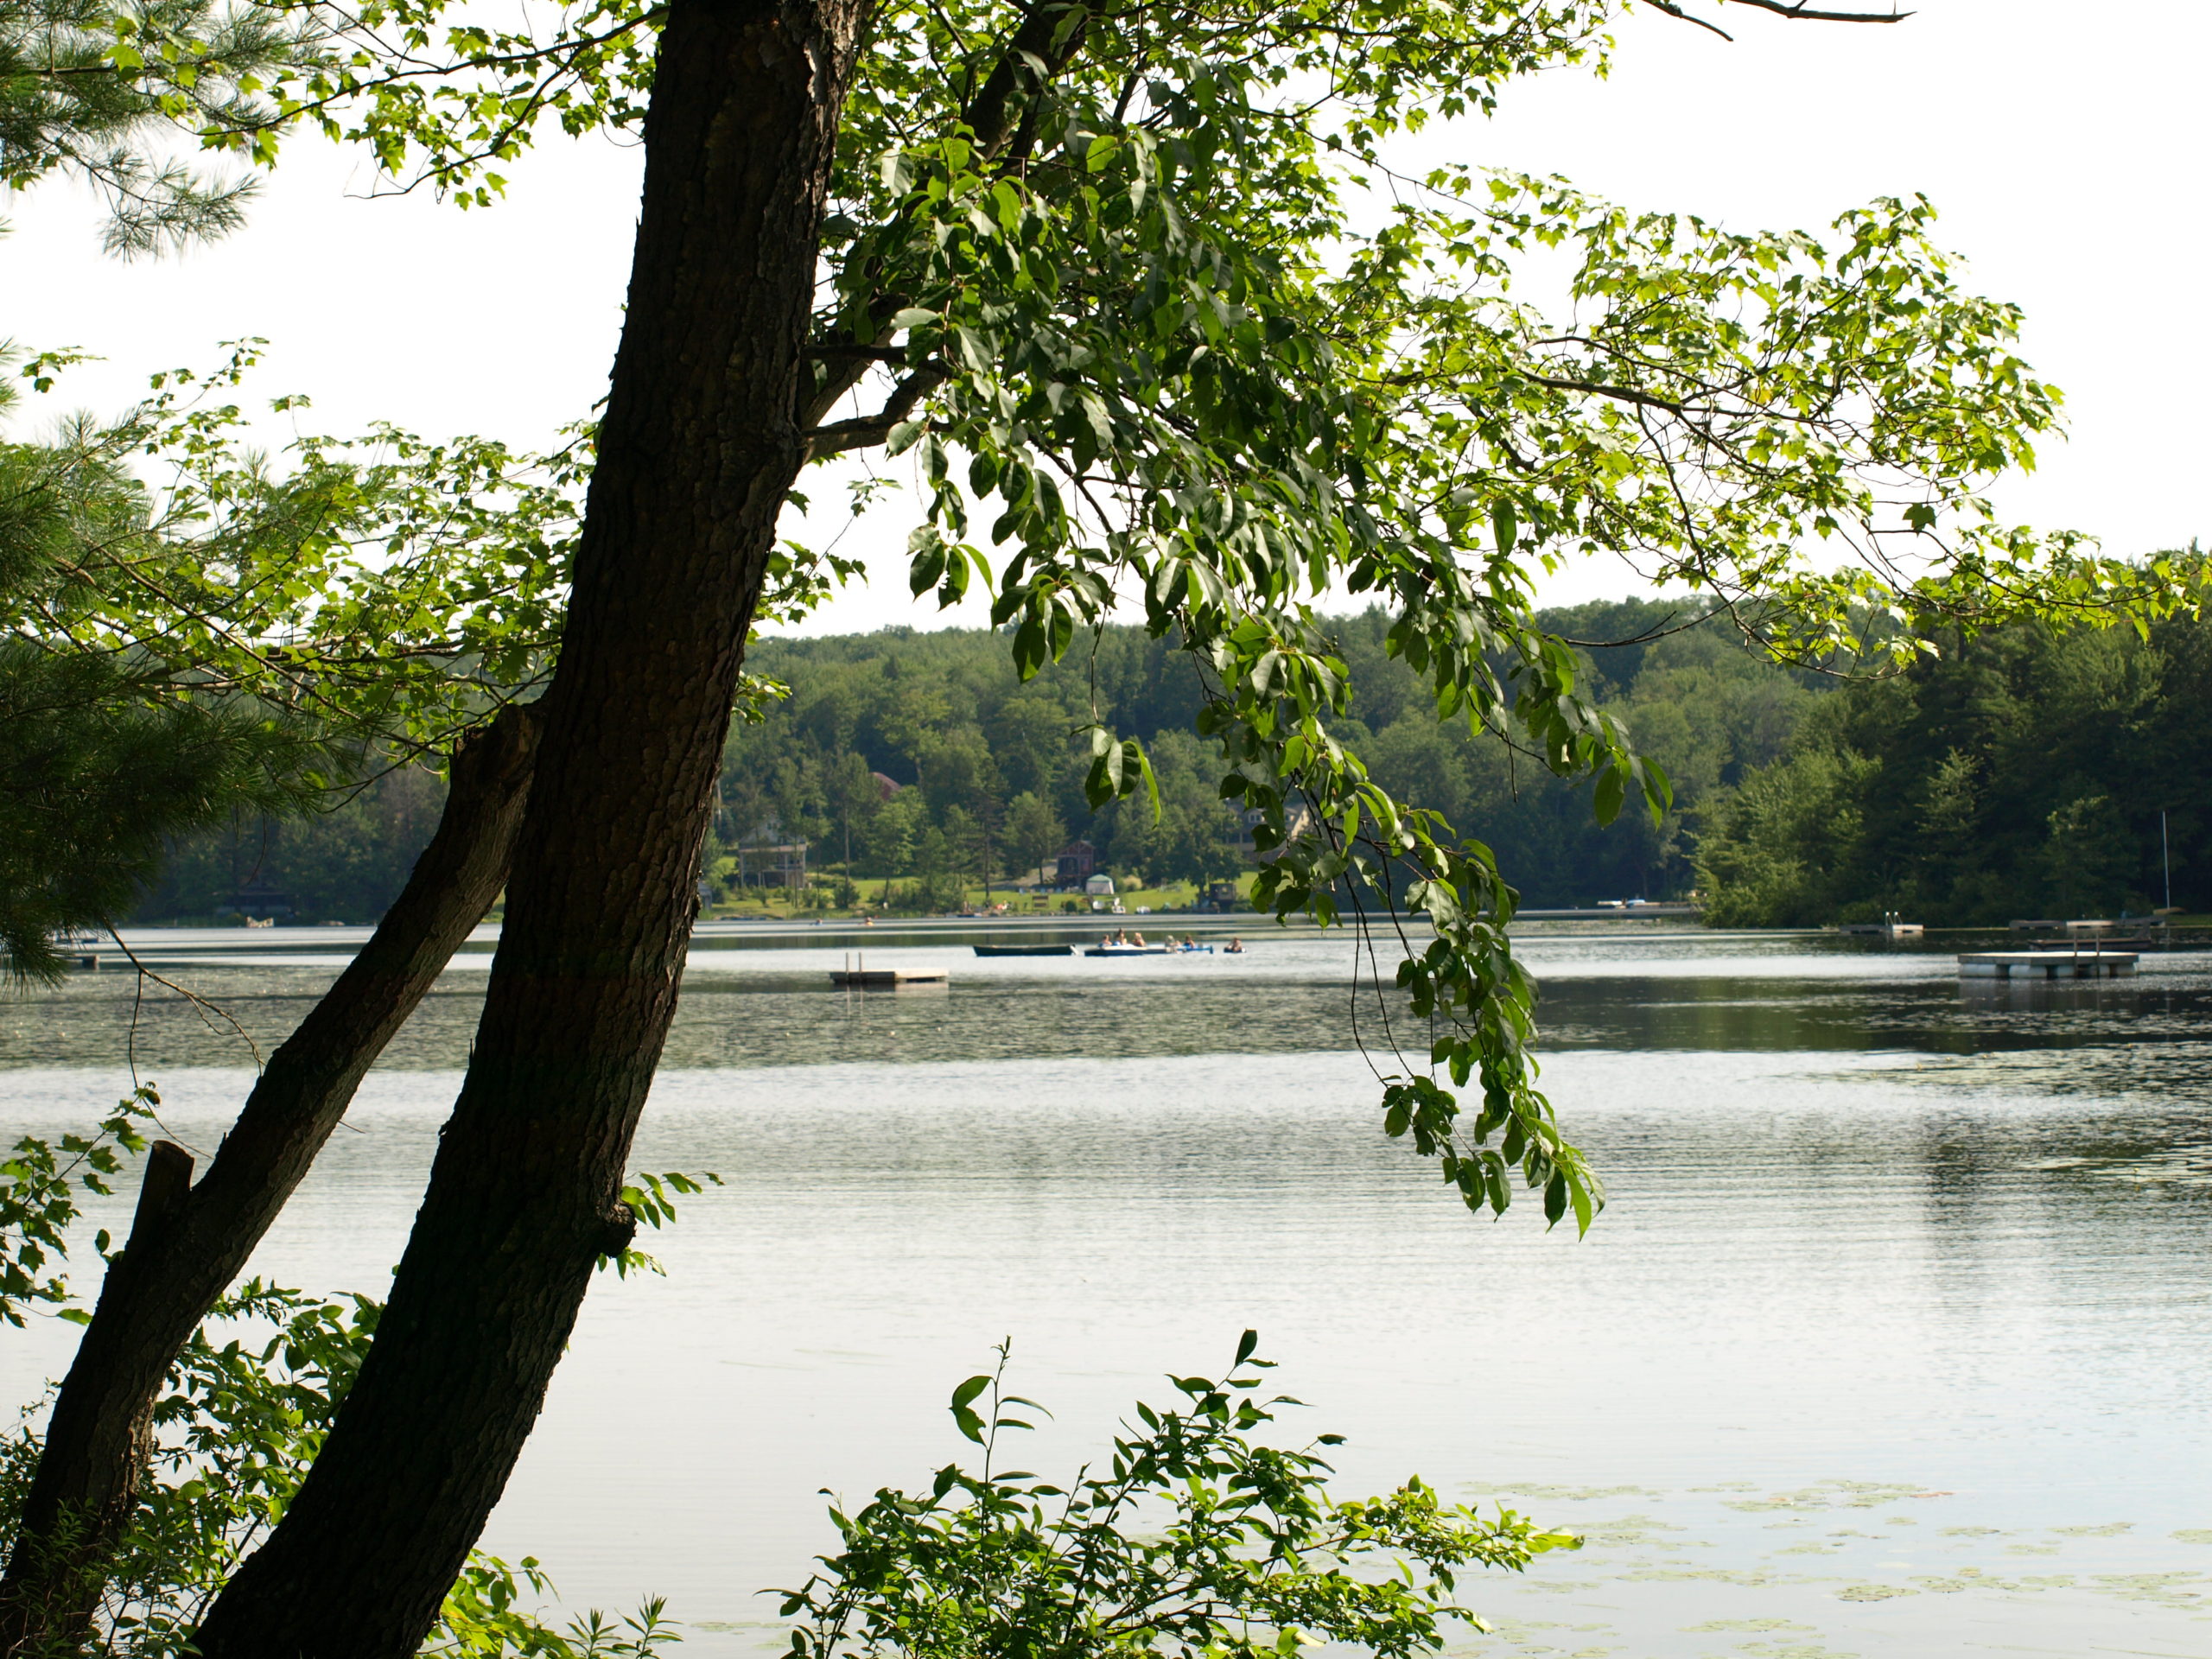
[3,931,2210,1657]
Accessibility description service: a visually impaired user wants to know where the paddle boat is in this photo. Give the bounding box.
[1084,931,1219,957]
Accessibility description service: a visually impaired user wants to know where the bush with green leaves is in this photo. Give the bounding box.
[784,1334,1576,1659]
[0,1087,156,1327]
[0,1095,683,1656]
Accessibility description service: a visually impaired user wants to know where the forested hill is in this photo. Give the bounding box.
[1696,612,2212,926]
[137,599,1809,921]
[722,600,1811,908]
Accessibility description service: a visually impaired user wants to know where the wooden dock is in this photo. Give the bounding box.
[830,969,948,988]
[1958,951,2137,980]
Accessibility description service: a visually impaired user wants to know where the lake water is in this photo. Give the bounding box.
[5,927,2211,1658]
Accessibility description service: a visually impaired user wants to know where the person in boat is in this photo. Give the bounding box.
[1131,931,1146,946]
[1180,935,1198,950]
[1225,937,1244,953]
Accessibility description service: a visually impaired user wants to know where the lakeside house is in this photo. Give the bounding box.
[1053,838,1098,885]
[731,842,810,889]
[730,814,810,889]
[224,880,293,921]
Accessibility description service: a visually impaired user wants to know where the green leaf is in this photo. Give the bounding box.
[1490,502,1518,559]
[1543,1175,1568,1227]
[1591,764,1625,827]
[956,327,994,374]
[907,528,949,596]
[1135,741,1162,823]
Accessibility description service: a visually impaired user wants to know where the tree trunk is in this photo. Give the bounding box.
[189,3,864,1652]
[0,703,541,1656]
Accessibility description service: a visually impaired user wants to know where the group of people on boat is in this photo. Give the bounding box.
[1103,930,1245,954]
[1106,929,1176,955]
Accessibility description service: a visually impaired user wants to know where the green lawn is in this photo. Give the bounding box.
[702,872,1255,921]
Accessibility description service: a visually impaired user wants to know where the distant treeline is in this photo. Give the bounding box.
[1696,613,2211,925]
[137,598,1802,921]
[136,764,448,926]
[715,600,1808,909]
[133,599,2210,928]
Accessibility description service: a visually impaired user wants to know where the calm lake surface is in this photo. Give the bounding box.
[5,926,2211,1658]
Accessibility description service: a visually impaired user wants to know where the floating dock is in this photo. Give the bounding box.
[830,969,947,988]
[833,951,947,989]
[1958,951,2137,980]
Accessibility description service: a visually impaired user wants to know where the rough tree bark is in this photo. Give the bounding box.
[0,702,541,1656]
[188,2,867,1651]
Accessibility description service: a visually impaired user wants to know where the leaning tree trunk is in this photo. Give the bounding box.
[0,703,541,1656]
[188,3,865,1652]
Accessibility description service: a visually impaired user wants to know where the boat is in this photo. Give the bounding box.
[1084,940,1218,957]
[971,944,1074,957]
[1840,912,1923,939]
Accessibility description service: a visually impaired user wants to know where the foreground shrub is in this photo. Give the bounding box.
[784,1334,1576,1659]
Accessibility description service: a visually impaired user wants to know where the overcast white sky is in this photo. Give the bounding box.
[6,0,2205,634]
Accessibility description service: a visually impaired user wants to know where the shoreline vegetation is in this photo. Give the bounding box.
[134,597,2208,932]
[130,598,1797,926]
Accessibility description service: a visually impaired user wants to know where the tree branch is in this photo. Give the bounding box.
[799,3,1096,431]
[1639,0,1735,40]
[1637,0,1910,39]
[959,0,1093,163]
[1721,0,1910,21]
[804,367,950,460]
[805,343,910,363]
